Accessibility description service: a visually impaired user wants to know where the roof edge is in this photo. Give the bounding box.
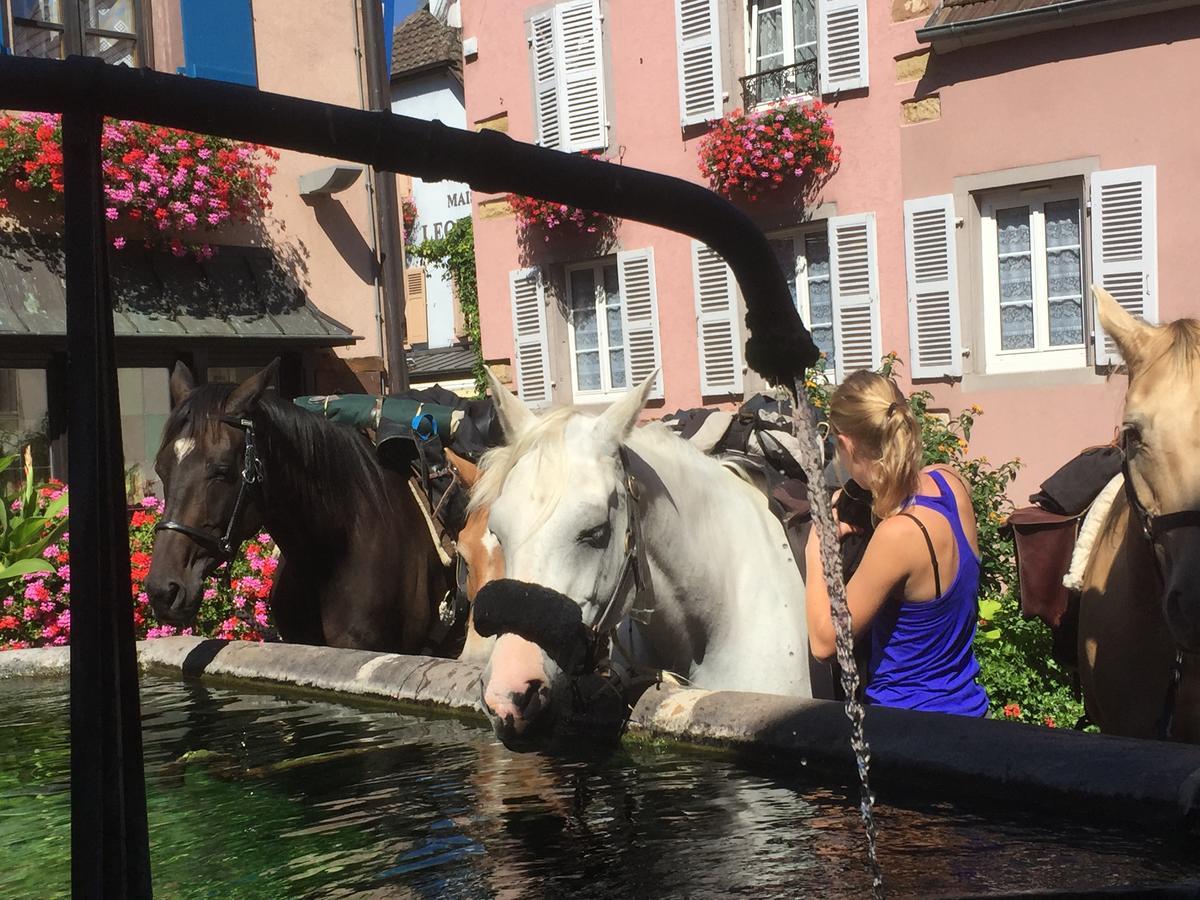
[917,0,1200,51]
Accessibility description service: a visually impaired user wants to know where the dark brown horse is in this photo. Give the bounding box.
[144,360,458,655]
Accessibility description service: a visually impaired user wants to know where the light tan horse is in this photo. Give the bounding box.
[1078,287,1200,742]
[444,448,504,664]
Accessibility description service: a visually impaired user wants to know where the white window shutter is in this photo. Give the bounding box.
[557,0,607,152]
[674,0,722,127]
[1090,166,1157,365]
[529,11,561,149]
[904,195,963,378]
[692,240,744,396]
[509,267,553,409]
[828,213,881,381]
[617,248,664,400]
[818,0,869,95]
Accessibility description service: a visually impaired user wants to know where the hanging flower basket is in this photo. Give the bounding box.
[697,100,840,203]
[507,150,616,242]
[401,195,417,245]
[0,112,279,258]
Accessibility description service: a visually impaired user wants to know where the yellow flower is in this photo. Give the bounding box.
[970,404,983,415]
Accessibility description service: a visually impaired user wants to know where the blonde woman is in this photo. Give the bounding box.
[804,371,989,716]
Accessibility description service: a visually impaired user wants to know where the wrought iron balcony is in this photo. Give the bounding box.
[739,58,819,108]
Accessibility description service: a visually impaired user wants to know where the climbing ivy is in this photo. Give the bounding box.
[407,219,487,397]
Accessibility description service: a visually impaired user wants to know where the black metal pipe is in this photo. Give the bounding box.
[63,110,153,898]
[0,55,817,381]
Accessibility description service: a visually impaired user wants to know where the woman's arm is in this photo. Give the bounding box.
[804,517,914,661]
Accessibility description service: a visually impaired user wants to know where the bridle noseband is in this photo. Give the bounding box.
[155,416,263,565]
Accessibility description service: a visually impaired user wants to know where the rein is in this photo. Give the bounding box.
[155,416,262,565]
[1120,447,1193,740]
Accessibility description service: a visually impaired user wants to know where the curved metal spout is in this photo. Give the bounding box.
[0,55,818,383]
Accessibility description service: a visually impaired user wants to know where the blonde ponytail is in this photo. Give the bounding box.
[828,371,922,520]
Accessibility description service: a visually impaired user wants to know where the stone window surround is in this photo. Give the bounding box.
[951,157,1107,393]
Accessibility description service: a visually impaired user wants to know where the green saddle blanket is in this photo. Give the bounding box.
[293,394,461,439]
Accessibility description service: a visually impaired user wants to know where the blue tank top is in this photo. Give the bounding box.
[864,470,989,717]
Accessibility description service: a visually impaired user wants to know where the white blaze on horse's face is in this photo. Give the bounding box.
[1096,285,1200,650]
[173,437,196,464]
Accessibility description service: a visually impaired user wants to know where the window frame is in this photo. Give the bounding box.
[4,0,145,66]
[564,257,630,403]
[769,224,837,378]
[979,184,1089,375]
[745,0,819,107]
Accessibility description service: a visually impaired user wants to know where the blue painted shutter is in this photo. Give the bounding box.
[179,0,259,87]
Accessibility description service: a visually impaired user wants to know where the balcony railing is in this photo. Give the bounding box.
[739,58,819,108]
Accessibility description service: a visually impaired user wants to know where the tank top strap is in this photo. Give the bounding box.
[908,470,972,554]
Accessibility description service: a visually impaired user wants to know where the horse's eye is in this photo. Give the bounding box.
[578,521,612,549]
[208,464,236,482]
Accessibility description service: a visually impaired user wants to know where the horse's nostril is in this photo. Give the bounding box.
[512,680,545,714]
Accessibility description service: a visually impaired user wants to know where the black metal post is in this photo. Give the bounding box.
[64,110,153,898]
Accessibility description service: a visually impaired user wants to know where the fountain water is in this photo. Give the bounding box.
[792,383,883,897]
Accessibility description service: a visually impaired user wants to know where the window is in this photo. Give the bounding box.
[980,190,1086,373]
[178,0,258,87]
[771,229,834,370]
[742,0,868,107]
[567,260,628,398]
[528,0,607,153]
[7,0,140,66]
[747,0,818,104]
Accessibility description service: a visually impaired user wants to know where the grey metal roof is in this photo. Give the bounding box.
[0,232,358,345]
[406,343,476,378]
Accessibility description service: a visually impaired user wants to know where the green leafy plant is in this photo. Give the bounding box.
[0,450,67,584]
[806,352,1082,727]
[407,218,487,396]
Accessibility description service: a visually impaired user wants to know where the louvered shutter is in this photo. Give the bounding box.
[674,0,722,127]
[617,248,664,399]
[1090,166,1157,365]
[692,241,744,396]
[509,268,553,409]
[404,266,428,346]
[529,11,561,149]
[904,195,962,378]
[558,0,607,152]
[818,0,869,95]
[828,213,881,381]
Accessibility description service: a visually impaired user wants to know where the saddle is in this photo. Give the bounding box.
[1005,445,1123,668]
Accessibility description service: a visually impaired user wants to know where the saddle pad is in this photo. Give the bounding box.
[1063,472,1124,593]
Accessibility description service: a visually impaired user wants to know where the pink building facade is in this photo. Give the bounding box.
[461,0,1200,499]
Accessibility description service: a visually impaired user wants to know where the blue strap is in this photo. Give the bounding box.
[411,412,438,442]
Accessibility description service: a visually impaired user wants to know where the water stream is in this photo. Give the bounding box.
[792,383,884,896]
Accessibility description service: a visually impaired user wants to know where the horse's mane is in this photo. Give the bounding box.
[1154,318,1200,374]
[469,406,713,520]
[470,406,575,516]
[163,384,389,526]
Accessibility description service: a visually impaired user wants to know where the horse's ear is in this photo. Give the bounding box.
[226,358,280,417]
[1094,285,1152,370]
[486,366,536,441]
[445,447,480,489]
[594,369,659,448]
[169,361,195,408]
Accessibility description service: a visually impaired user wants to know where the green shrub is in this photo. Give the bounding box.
[805,353,1082,727]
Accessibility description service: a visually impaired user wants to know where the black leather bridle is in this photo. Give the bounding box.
[1120,441,1195,740]
[155,416,262,565]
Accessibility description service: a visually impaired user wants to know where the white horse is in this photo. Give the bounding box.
[472,370,812,748]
